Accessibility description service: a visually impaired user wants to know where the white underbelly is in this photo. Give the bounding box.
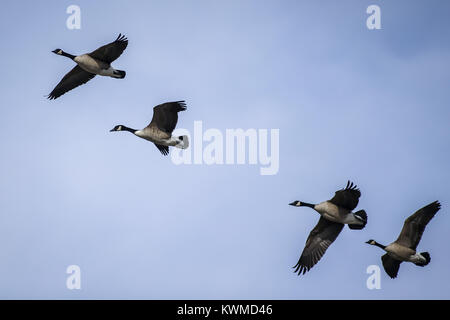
[96,67,116,76]
[315,202,342,223]
[409,253,426,264]
[135,131,177,146]
[74,55,112,76]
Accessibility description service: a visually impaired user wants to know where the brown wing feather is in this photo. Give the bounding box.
[381,254,402,279]
[329,180,361,211]
[148,101,187,134]
[48,65,96,100]
[293,217,344,275]
[154,144,169,156]
[89,34,128,64]
[395,201,441,250]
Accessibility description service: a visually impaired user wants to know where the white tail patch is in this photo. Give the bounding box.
[175,135,189,149]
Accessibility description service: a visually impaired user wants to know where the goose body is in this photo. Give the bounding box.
[289,181,368,275]
[366,201,441,278]
[73,54,120,77]
[48,34,128,100]
[384,243,416,261]
[110,101,189,156]
[382,243,428,266]
[134,127,182,146]
[313,201,364,225]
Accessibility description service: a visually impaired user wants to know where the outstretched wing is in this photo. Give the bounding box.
[329,181,361,211]
[395,201,441,250]
[89,34,128,63]
[154,143,169,156]
[381,254,402,279]
[293,217,344,275]
[48,65,96,100]
[148,101,187,134]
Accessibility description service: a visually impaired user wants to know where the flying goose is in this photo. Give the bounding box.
[110,101,189,155]
[366,201,441,279]
[289,181,367,275]
[48,34,128,100]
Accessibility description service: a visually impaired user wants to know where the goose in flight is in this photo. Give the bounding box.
[48,34,128,100]
[289,181,367,275]
[366,201,441,279]
[110,101,189,156]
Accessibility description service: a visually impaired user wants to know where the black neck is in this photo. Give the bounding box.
[122,126,137,134]
[374,241,386,250]
[301,202,315,209]
[61,51,76,60]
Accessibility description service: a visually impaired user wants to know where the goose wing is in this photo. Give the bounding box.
[89,34,128,63]
[154,144,169,156]
[48,65,96,100]
[395,201,441,250]
[381,254,402,279]
[293,217,344,275]
[147,101,187,134]
[329,180,361,211]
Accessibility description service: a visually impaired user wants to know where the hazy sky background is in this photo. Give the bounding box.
[0,0,449,299]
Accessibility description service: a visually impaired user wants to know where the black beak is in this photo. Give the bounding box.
[109,129,115,132]
[289,201,298,206]
[365,241,371,244]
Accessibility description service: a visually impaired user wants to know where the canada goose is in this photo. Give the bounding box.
[110,101,189,156]
[48,34,128,99]
[289,181,367,275]
[366,201,441,279]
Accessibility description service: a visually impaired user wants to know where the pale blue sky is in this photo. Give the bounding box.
[0,0,449,299]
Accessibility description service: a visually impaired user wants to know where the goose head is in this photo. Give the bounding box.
[52,49,64,55]
[110,125,124,132]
